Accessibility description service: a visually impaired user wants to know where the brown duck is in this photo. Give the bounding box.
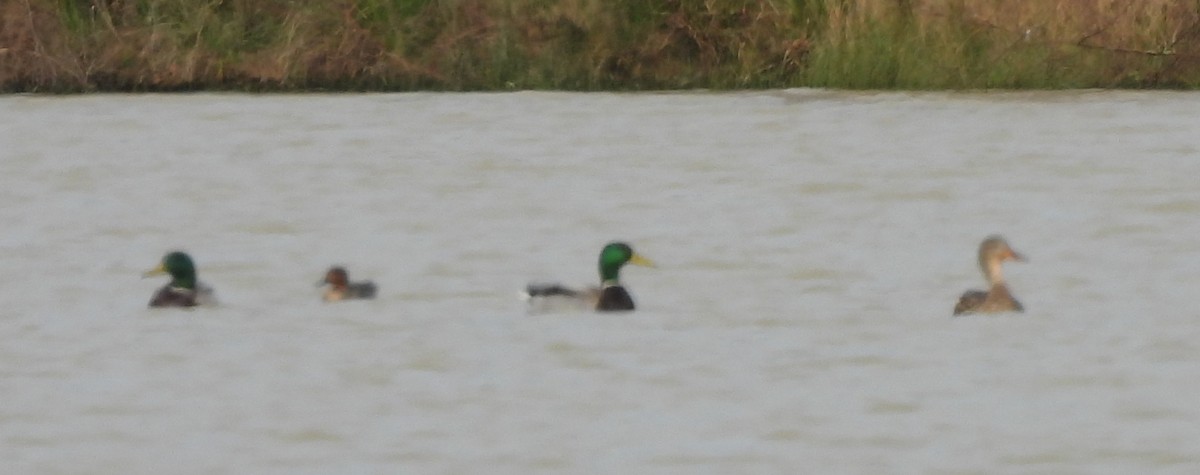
[954,236,1025,316]
[320,266,377,302]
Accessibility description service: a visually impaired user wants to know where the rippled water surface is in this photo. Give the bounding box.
[2,90,1200,473]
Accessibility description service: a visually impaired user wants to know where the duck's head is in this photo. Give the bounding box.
[978,235,1024,282]
[322,267,349,289]
[598,241,655,283]
[144,251,198,289]
[979,236,1024,263]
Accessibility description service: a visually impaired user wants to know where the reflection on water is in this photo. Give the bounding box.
[1,90,1199,473]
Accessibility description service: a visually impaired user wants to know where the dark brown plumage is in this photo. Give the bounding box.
[320,266,377,301]
[149,286,200,308]
[596,285,636,311]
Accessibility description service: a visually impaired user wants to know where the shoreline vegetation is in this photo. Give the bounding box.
[3,0,1200,93]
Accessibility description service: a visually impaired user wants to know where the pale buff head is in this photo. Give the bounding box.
[978,235,1024,284]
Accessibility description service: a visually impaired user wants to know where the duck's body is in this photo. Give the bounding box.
[149,283,216,308]
[145,251,216,308]
[523,284,602,312]
[953,287,1023,315]
[524,282,637,312]
[321,267,377,302]
[954,236,1025,316]
[323,282,378,302]
[523,242,654,313]
[596,284,637,311]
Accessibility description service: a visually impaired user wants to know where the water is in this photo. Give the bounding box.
[2,90,1199,473]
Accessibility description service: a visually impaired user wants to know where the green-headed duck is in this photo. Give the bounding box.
[524,241,655,312]
[144,251,216,308]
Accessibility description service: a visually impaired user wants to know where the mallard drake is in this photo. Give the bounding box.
[524,241,655,312]
[320,266,377,301]
[144,251,216,308]
[953,235,1025,316]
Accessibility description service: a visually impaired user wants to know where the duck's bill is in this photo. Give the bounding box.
[142,263,167,278]
[629,253,656,268]
[1008,250,1027,262]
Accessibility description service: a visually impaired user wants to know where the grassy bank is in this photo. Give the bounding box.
[2,0,1200,92]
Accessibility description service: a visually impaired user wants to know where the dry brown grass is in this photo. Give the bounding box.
[1,0,1199,91]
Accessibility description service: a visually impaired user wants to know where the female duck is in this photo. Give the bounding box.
[144,251,216,308]
[524,241,655,312]
[954,235,1025,316]
[320,266,377,301]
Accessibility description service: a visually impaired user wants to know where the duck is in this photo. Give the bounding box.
[320,266,377,301]
[524,241,655,312]
[144,251,216,308]
[953,235,1025,316]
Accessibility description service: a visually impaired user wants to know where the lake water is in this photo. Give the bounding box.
[2,90,1199,474]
